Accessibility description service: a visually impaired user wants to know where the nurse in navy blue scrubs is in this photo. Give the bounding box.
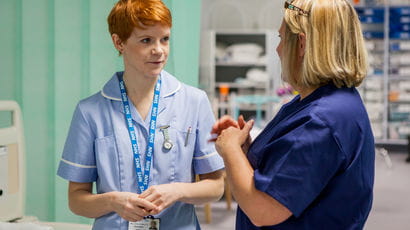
[212,0,375,229]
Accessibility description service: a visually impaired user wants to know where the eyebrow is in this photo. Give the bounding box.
[135,33,170,38]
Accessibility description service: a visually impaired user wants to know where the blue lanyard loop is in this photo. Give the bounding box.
[119,74,161,193]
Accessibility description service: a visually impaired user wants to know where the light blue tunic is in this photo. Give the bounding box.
[57,71,224,230]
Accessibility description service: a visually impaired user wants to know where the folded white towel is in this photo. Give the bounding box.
[226,43,263,63]
[246,68,268,83]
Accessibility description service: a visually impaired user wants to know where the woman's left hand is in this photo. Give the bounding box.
[209,115,239,142]
[215,119,254,158]
[139,184,183,215]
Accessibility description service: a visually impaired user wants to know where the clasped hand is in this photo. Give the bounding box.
[113,183,182,222]
[210,115,254,158]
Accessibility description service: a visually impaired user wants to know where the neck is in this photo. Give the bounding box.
[123,71,159,101]
[122,71,159,120]
[297,85,319,100]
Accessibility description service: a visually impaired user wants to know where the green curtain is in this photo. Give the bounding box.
[0,0,202,223]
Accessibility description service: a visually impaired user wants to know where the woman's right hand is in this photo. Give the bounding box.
[111,191,158,222]
[237,115,253,153]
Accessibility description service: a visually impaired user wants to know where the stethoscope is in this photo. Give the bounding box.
[159,125,173,150]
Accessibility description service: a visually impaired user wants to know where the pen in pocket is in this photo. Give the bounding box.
[184,126,191,147]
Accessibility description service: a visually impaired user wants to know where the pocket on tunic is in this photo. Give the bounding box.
[154,123,197,183]
[175,127,197,152]
[173,127,197,182]
[94,135,120,192]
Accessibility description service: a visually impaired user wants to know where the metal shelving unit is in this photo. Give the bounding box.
[356,2,410,145]
[199,30,281,123]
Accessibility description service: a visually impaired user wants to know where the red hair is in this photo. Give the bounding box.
[107,0,172,42]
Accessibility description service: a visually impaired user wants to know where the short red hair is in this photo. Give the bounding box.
[107,0,172,42]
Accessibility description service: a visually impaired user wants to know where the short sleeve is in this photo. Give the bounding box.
[57,103,98,182]
[254,116,345,217]
[193,92,224,174]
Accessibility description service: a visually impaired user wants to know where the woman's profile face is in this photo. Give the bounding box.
[121,23,170,79]
[277,20,290,83]
[276,20,286,62]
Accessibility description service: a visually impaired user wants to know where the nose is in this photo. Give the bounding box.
[276,42,282,58]
[151,43,163,55]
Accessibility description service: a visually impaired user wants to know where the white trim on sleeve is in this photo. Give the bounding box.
[61,158,97,169]
[193,151,218,160]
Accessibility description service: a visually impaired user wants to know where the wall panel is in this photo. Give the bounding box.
[89,0,122,93]
[0,0,21,127]
[21,0,54,221]
[169,0,202,87]
[0,0,21,101]
[53,0,93,223]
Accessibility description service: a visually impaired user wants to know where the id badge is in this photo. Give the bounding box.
[128,217,160,230]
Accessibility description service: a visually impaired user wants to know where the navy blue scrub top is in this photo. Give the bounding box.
[236,84,375,230]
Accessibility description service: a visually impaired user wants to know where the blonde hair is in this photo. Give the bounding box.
[283,0,368,88]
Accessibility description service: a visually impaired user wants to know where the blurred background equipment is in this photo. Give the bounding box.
[0,100,91,230]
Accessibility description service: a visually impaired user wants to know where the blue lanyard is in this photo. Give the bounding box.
[119,75,161,193]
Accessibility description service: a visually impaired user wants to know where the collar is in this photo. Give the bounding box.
[101,70,182,101]
[101,71,182,125]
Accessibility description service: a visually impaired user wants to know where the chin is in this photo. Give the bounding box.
[154,68,164,75]
[146,71,162,78]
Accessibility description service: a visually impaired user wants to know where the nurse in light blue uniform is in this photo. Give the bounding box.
[57,1,224,229]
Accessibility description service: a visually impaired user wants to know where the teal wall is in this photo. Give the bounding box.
[0,0,202,224]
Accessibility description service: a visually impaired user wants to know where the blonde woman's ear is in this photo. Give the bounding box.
[298,33,306,57]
